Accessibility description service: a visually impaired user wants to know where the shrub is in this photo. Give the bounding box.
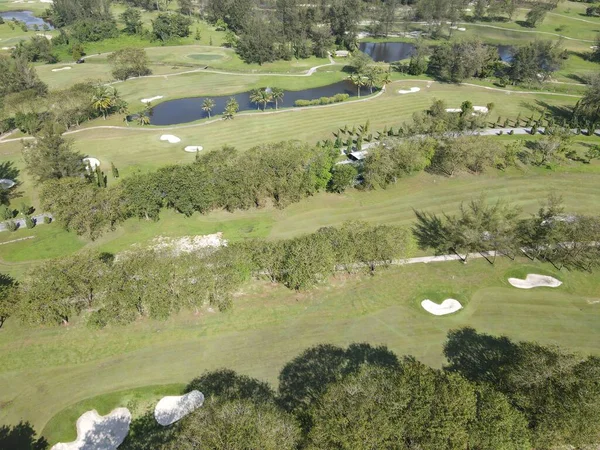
[5,220,18,232]
[25,215,36,229]
[294,93,350,107]
[43,216,52,224]
[0,205,14,221]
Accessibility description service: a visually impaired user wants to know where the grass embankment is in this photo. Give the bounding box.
[0,256,597,443]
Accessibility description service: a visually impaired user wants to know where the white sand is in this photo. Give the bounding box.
[1,47,15,51]
[473,106,489,113]
[0,179,16,189]
[160,134,181,144]
[152,233,226,255]
[184,145,203,152]
[398,87,421,94]
[36,33,53,39]
[421,299,463,316]
[51,408,131,450]
[154,391,205,426]
[445,108,462,113]
[82,157,100,170]
[52,67,72,72]
[508,274,562,289]
[457,27,466,31]
[141,95,163,103]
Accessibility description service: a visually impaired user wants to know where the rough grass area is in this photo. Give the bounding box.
[0,257,597,443]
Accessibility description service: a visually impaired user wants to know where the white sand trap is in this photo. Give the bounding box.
[184,145,203,152]
[0,179,16,189]
[51,408,131,450]
[52,67,72,72]
[398,87,421,94]
[421,299,463,316]
[457,27,466,31]
[154,391,205,426]
[82,157,100,170]
[1,47,15,51]
[160,134,181,144]
[446,108,462,113]
[37,33,53,39]
[473,106,489,113]
[141,95,163,103]
[508,274,562,289]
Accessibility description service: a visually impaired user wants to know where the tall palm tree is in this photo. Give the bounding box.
[223,97,239,120]
[249,89,262,110]
[258,89,272,111]
[202,98,215,118]
[348,74,366,98]
[380,72,392,92]
[271,87,284,110]
[91,86,113,120]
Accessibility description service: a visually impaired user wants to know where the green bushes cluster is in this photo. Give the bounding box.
[294,93,350,107]
[15,221,413,327]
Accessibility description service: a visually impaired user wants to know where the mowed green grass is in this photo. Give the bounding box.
[0,257,598,442]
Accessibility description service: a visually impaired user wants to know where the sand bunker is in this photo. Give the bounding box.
[0,179,16,189]
[421,299,463,316]
[508,274,562,289]
[51,408,131,450]
[398,87,421,94]
[184,145,203,152]
[446,108,462,113]
[155,391,205,426]
[160,134,181,144]
[473,106,489,113]
[52,67,72,72]
[82,157,100,170]
[151,233,227,255]
[141,96,163,103]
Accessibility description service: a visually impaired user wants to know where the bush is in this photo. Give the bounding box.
[0,205,14,221]
[25,215,36,229]
[4,220,18,232]
[294,93,350,107]
[43,216,52,224]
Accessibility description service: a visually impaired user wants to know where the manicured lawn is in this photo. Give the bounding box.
[0,257,598,443]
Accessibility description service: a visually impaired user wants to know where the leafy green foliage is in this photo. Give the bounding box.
[108,48,151,80]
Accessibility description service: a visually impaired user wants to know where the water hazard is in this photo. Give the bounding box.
[0,10,54,29]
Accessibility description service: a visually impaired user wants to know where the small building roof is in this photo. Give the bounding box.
[349,150,368,161]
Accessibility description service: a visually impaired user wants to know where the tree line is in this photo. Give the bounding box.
[119,333,600,449]
[414,194,600,270]
[1,221,413,328]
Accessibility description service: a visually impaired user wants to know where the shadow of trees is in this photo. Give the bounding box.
[443,327,520,388]
[185,368,274,404]
[277,343,399,416]
[0,421,47,450]
[120,411,175,450]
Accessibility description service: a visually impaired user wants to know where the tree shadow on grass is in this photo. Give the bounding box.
[277,343,399,417]
[185,368,275,403]
[443,327,519,388]
[0,421,48,450]
[534,100,574,123]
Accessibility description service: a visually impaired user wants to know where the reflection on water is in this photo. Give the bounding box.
[0,10,53,29]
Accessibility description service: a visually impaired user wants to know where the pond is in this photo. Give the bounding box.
[148,80,370,125]
[0,10,54,29]
[359,41,514,63]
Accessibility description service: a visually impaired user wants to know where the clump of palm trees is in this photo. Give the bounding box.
[249,87,285,111]
[348,66,392,97]
[91,85,127,120]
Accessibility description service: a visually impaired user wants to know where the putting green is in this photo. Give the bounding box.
[186,53,225,61]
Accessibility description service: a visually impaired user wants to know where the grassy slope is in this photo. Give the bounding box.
[0,257,597,442]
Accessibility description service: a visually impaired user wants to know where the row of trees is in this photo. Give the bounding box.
[115,333,600,449]
[6,221,413,327]
[414,194,600,270]
[399,38,566,84]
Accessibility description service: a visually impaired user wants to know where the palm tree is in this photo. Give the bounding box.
[380,72,392,92]
[258,89,272,111]
[202,98,215,118]
[249,89,262,110]
[271,87,284,110]
[91,86,113,120]
[223,97,239,120]
[138,113,150,126]
[348,74,367,97]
